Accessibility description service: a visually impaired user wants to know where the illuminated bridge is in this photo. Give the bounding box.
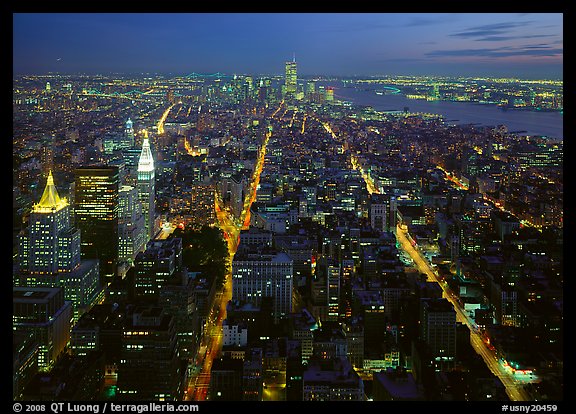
[184,72,234,80]
[80,88,183,100]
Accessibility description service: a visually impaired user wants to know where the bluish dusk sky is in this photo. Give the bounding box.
[13,13,563,79]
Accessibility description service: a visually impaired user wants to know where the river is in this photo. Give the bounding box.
[320,82,563,141]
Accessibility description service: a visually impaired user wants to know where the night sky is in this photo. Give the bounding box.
[13,13,563,79]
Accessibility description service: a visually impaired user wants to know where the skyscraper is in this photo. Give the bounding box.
[313,257,340,322]
[118,185,147,271]
[18,171,75,275]
[74,166,120,286]
[125,118,135,148]
[16,171,101,322]
[306,81,316,98]
[13,286,72,372]
[138,130,156,241]
[325,87,334,103]
[285,57,297,98]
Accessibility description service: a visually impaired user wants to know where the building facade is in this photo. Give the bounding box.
[137,131,156,241]
[74,166,120,286]
[17,171,101,322]
[232,251,293,323]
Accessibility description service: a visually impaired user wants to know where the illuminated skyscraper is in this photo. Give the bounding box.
[16,171,101,322]
[325,87,334,103]
[138,130,156,241]
[306,81,315,97]
[118,185,147,270]
[314,257,340,322]
[18,171,75,275]
[74,166,120,286]
[430,83,440,100]
[125,118,135,148]
[13,286,72,372]
[285,57,297,98]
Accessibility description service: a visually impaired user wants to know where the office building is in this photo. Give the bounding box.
[125,118,135,148]
[133,238,182,302]
[232,249,293,323]
[137,130,156,240]
[370,193,397,232]
[116,307,185,401]
[17,171,101,322]
[325,87,334,103]
[353,290,386,347]
[302,357,364,401]
[373,369,424,401]
[285,58,297,98]
[74,166,120,286]
[13,287,72,372]
[243,348,263,401]
[118,185,147,270]
[420,298,457,369]
[158,277,197,360]
[13,331,39,400]
[208,356,243,401]
[18,171,77,275]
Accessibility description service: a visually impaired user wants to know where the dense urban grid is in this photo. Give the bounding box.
[13,60,563,402]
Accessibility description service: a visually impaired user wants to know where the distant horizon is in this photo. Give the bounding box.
[13,71,563,81]
[13,13,563,80]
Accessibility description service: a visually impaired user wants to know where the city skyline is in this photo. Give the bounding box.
[13,12,563,79]
[13,14,563,401]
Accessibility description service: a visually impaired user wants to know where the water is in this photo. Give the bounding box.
[322,82,563,141]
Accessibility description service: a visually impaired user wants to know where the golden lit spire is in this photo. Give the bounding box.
[34,170,68,212]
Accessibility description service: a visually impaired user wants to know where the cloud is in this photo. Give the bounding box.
[313,14,455,34]
[426,45,563,59]
[310,20,391,34]
[379,57,428,63]
[450,21,533,39]
[405,16,450,27]
[475,34,556,42]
